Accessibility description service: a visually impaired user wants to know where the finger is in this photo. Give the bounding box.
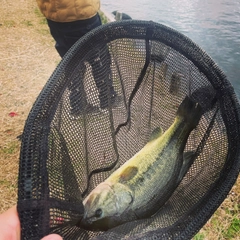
[0,205,21,240]
[41,234,63,240]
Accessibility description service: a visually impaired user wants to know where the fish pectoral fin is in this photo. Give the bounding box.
[119,166,138,183]
[149,127,163,142]
[178,151,195,182]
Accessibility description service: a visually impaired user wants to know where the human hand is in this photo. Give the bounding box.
[0,206,62,240]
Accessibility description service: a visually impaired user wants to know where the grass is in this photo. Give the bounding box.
[3,20,16,27]
[225,217,240,238]
[193,178,240,239]
[0,0,60,212]
[0,1,239,239]
[21,20,34,27]
[0,141,19,155]
[99,10,109,24]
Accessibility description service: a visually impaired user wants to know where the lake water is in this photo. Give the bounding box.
[102,0,240,99]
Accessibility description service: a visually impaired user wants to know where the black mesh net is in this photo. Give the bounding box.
[17,20,240,240]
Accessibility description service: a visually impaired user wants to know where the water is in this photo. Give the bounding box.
[102,0,240,99]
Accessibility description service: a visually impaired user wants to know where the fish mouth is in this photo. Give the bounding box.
[79,218,95,230]
[79,216,114,231]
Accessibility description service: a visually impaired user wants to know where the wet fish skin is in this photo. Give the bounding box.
[80,96,203,231]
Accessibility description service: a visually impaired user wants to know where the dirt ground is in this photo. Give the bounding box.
[0,0,60,210]
[0,0,239,239]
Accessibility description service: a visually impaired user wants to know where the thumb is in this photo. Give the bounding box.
[41,234,63,240]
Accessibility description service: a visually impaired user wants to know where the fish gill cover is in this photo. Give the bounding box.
[17,20,240,240]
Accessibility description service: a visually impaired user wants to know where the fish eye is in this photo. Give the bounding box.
[95,208,102,218]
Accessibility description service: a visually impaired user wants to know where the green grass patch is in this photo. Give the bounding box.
[0,179,17,189]
[193,232,205,240]
[0,142,19,155]
[34,7,47,24]
[0,179,10,185]
[3,20,16,27]
[223,217,240,239]
[99,11,108,24]
[21,20,34,27]
[34,7,43,18]
[39,18,47,25]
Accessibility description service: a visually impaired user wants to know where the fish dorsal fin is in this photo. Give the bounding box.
[119,166,138,183]
[149,127,163,142]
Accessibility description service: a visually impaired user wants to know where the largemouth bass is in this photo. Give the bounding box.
[80,96,203,231]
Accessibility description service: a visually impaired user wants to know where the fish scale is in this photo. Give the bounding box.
[127,119,187,215]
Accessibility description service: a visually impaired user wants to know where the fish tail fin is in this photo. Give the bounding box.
[177,96,203,129]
